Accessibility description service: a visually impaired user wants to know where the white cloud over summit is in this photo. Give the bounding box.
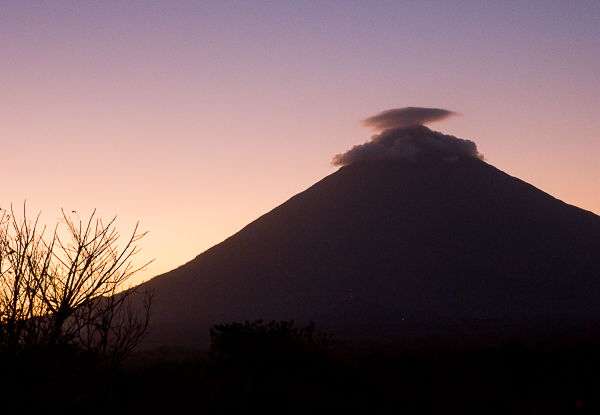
[332,108,483,166]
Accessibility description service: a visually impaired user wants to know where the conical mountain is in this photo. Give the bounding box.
[141,127,600,347]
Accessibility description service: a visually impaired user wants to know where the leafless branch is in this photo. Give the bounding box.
[0,203,153,367]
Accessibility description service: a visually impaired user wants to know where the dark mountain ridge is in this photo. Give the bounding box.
[142,148,600,347]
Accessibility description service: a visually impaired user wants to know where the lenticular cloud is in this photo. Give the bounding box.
[364,107,458,130]
[332,108,483,167]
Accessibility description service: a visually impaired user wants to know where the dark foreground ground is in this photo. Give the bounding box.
[5,333,600,414]
[114,339,600,414]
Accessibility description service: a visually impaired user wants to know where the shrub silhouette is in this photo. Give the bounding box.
[208,319,331,382]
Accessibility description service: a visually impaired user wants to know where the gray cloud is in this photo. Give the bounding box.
[364,107,458,130]
[331,125,483,167]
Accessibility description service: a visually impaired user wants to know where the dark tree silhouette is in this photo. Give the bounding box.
[0,204,152,367]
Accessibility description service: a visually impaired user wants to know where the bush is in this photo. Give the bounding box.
[208,319,332,382]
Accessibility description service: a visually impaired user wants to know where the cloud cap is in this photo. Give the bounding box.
[364,107,458,130]
[332,107,482,167]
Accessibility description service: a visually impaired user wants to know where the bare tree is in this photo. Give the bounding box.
[0,204,152,367]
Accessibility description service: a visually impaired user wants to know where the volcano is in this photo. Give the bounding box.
[141,127,600,347]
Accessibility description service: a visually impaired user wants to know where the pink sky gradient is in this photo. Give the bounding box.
[1,1,599,285]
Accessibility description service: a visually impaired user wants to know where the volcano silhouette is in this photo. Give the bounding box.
[142,128,600,346]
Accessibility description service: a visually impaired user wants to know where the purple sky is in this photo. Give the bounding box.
[1,1,599,285]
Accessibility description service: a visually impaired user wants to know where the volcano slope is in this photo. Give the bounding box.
[141,144,600,347]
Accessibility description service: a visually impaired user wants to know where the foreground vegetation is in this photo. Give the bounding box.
[0,206,151,413]
[3,316,600,413]
[120,336,600,415]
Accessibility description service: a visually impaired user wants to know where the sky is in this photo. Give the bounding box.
[1,1,599,286]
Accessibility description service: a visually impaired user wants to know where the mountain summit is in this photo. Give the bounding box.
[142,126,600,347]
